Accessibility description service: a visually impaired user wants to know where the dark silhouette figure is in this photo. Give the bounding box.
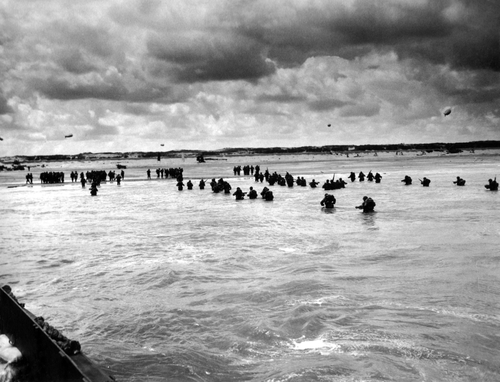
[90,182,98,196]
[248,187,258,199]
[453,177,466,186]
[420,177,431,187]
[223,181,232,194]
[485,178,498,191]
[356,196,376,213]
[233,187,246,200]
[320,193,336,208]
[402,175,412,185]
[264,190,274,201]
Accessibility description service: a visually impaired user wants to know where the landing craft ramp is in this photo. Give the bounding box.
[0,285,115,382]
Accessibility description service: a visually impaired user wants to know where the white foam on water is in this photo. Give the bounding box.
[291,336,341,356]
[278,247,296,253]
[286,295,348,307]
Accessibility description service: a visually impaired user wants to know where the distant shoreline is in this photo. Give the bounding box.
[2,148,499,188]
[1,140,499,165]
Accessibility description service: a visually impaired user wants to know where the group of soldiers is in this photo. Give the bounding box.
[348,171,383,183]
[399,175,498,190]
[319,194,376,213]
[175,176,275,201]
[28,163,499,204]
[233,165,259,176]
[232,186,274,201]
[147,167,184,180]
[39,171,64,184]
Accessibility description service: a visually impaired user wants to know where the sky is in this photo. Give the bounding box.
[0,0,499,156]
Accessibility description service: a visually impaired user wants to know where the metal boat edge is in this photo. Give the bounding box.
[0,285,116,382]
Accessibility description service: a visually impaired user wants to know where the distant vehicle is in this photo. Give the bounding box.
[65,134,73,138]
[116,164,127,169]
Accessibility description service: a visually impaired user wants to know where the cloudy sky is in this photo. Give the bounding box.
[1,0,499,156]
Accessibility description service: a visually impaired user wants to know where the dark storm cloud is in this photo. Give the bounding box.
[362,1,500,72]
[394,20,500,71]
[31,76,128,101]
[410,58,500,105]
[455,87,500,105]
[331,2,452,44]
[257,94,307,103]
[234,2,444,65]
[0,93,13,114]
[97,0,500,87]
[236,0,499,72]
[309,99,352,112]
[29,75,177,104]
[56,48,98,74]
[147,31,276,82]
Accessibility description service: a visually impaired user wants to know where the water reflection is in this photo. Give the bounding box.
[361,211,378,230]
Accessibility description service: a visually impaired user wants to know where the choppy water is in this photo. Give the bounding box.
[1,154,500,382]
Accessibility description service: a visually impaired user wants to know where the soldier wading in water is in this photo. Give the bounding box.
[356,196,376,213]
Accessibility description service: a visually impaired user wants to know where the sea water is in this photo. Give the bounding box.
[0,153,499,382]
